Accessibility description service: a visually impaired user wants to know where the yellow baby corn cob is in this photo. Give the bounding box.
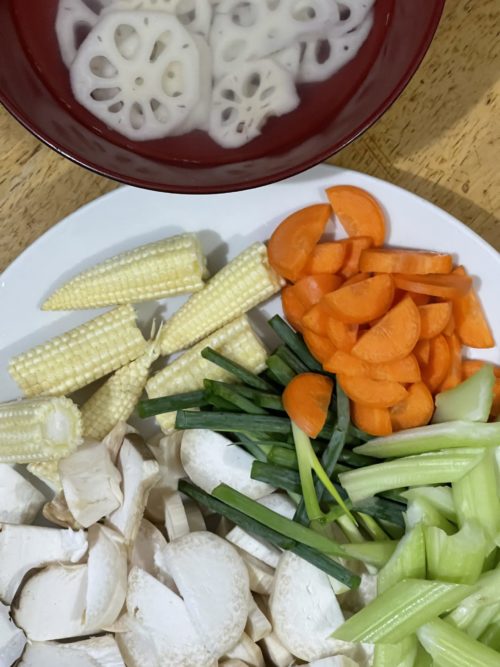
[147,316,268,431]
[42,233,208,310]
[9,305,147,397]
[27,461,63,492]
[159,242,283,355]
[0,397,82,464]
[81,335,161,441]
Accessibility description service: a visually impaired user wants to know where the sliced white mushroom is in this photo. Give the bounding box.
[56,0,112,67]
[223,633,264,667]
[307,657,360,667]
[164,491,191,540]
[180,429,274,498]
[103,421,137,464]
[42,491,82,529]
[260,631,295,667]
[0,524,87,604]
[59,439,123,528]
[106,435,160,544]
[246,597,272,642]
[19,635,125,666]
[164,531,250,658]
[270,551,356,662]
[130,519,176,590]
[340,572,377,615]
[184,499,206,531]
[0,602,26,667]
[209,59,299,148]
[0,464,45,525]
[70,11,203,140]
[108,0,213,36]
[116,616,161,667]
[240,551,275,595]
[220,661,250,667]
[86,525,128,629]
[146,431,185,522]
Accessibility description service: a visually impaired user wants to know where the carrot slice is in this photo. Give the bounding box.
[351,403,392,437]
[422,334,451,392]
[326,318,358,352]
[462,359,500,380]
[281,286,306,333]
[414,339,431,366]
[393,289,431,306]
[294,274,343,309]
[360,248,453,275]
[302,302,333,336]
[443,312,455,336]
[324,274,395,324]
[351,297,421,363]
[418,302,453,339]
[439,334,462,391]
[302,242,347,275]
[283,373,333,438]
[267,204,331,282]
[340,237,373,278]
[390,382,434,431]
[338,375,408,408]
[326,185,386,246]
[343,272,370,287]
[452,267,494,349]
[393,273,472,300]
[303,329,336,365]
[324,350,421,383]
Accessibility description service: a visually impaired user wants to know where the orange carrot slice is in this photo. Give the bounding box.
[393,289,431,307]
[439,334,462,391]
[326,318,358,352]
[422,334,451,392]
[323,274,395,324]
[326,185,386,246]
[302,242,347,275]
[351,403,392,437]
[268,204,331,282]
[462,359,500,380]
[443,312,455,336]
[303,329,336,365]
[338,375,408,408]
[324,350,421,383]
[343,272,370,287]
[340,237,373,278]
[282,274,342,333]
[281,286,306,333]
[414,339,431,366]
[351,297,421,363]
[390,382,434,431]
[360,248,453,275]
[283,373,333,438]
[418,302,453,339]
[302,302,333,336]
[393,273,472,300]
[452,267,494,349]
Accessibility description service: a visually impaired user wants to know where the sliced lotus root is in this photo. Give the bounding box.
[210,0,338,78]
[209,58,299,148]
[171,34,212,133]
[70,11,202,140]
[107,0,213,36]
[332,0,375,36]
[56,0,113,67]
[273,43,301,77]
[298,11,374,83]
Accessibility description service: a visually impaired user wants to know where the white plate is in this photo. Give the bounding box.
[1,164,499,404]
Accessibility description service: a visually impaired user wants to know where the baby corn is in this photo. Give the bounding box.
[42,233,208,310]
[147,316,268,431]
[159,242,282,355]
[81,337,161,441]
[27,461,63,493]
[0,397,82,464]
[9,305,147,397]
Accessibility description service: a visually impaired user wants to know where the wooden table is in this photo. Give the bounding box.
[0,0,498,272]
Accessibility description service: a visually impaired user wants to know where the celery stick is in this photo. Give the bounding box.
[445,567,500,638]
[337,514,365,544]
[342,540,398,568]
[417,618,500,667]
[413,645,433,667]
[433,365,495,424]
[425,521,487,584]
[378,524,426,594]
[479,616,500,651]
[339,449,485,503]
[405,497,456,534]
[452,448,500,546]
[357,513,389,542]
[332,579,471,644]
[354,421,500,458]
[403,486,457,523]
[373,636,418,667]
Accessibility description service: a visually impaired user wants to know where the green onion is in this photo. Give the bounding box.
[445,568,500,639]
[333,579,471,644]
[342,540,398,568]
[201,347,274,391]
[205,394,240,411]
[433,364,495,424]
[339,448,485,504]
[251,461,302,494]
[203,379,267,415]
[417,618,500,667]
[268,315,322,372]
[268,446,299,470]
[354,421,500,458]
[232,384,284,411]
[266,354,296,386]
[425,521,488,585]
[275,344,310,374]
[137,390,208,418]
[348,424,375,443]
[233,435,269,462]
[373,637,418,667]
[357,513,389,542]
[175,410,292,434]
[378,523,426,594]
[338,449,378,468]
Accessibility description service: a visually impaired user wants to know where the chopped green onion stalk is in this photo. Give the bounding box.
[137,390,208,417]
[251,461,302,494]
[357,513,389,542]
[232,384,284,411]
[201,346,274,391]
[268,315,322,372]
[417,618,500,667]
[203,379,267,415]
[405,497,456,534]
[342,540,398,568]
[378,524,426,594]
[275,344,310,374]
[332,579,471,644]
[205,394,240,411]
[233,434,269,462]
[266,354,296,386]
[425,520,487,585]
[337,514,365,544]
[176,410,291,434]
[433,364,495,424]
[403,485,457,523]
[268,445,299,470]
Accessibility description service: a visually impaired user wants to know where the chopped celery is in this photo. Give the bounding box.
[342,540,398,568]
[433,365,495,424]
[339,449,485,503]
[479,615,500,651]
[405,497,456,534]
[417,618,500,667]
[425,521,487,584]
[354,421,500,458]
[373,636,418,667]
[337,514,365,544]
[413,645,433,667]
[402,486,457,523]
[357,513,389,542]
[445,567,500,638]
[452,448,500,547]
[378,524,426,594]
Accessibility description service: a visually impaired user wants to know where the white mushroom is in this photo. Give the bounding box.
[239,551,275,595]
[260,631,295,667]
[164,491,191,541]
[0,524,87,604]
[116,616,161,667]
[307,657,360,667]
[0,465,45,525]
[146,431,185,522]
[130,519,176,590]
[18,635,125,666]
[42,491,82,529]
[0,602,26,667]
[56,0,112,67]
[223,633,264,667]
[107,435,160,544]
[180,429,274,498]
[59,439,123,528]
[245,597,272,642]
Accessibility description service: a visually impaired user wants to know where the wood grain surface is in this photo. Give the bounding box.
[0,0,498,273]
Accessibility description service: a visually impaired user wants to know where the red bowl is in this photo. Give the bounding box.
[0,0,444,194]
